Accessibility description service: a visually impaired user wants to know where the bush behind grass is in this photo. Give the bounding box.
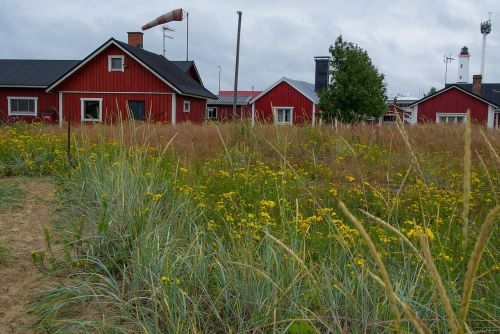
[1,122,499,332]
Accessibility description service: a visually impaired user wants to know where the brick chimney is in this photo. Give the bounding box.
[128,32,143,48]
[472,74,482,96]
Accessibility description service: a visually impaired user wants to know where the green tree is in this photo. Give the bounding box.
[319,35,387,123]
[425,87,438,97]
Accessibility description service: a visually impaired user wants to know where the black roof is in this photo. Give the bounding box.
[171,61,195,73]
[115,40,216,99]
[0,59,79,87]
[207,95,251,105]
[447,83,500,106]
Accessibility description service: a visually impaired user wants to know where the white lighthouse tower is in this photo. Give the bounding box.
[457,46,470,83]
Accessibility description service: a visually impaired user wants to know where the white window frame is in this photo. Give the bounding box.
[80,98,103,122]
[7,96,38,116]
[273,107,293,125]
[183,100,191,113]
[108,55,124,72]
[207,106,217,119]
[436,113,467,124]
[494,111,500,128]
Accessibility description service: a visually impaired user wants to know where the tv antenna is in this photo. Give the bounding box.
[162,26,174,57]
[443,54,454,86]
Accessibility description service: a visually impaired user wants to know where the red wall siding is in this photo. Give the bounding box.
[54,45,174,93]
[253,82,314,124]
[418,88,489,123]
[61,93,171,123]
[176,96,206,123]
[0,88,58,123]
[207,104,251,121]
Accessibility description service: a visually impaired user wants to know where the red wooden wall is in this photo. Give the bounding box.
[53,44,174,93]
[207,105,251,121]
[176,96,206,123]
[253,82,314,124]
[417,88,489,123]
[0,88,58,123]
[61,93,171,123]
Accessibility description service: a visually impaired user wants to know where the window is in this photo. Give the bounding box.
[183,101,190,113]
[461,64,463,68]
[8,97,38,116]
[273,107,293,125]
[108,55,124,72]
[436,113,466,124]
[207,107,217,119]
[81,98,103,122]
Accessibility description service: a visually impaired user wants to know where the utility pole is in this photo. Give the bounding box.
[217,65,221,94]
[232,11,242,120]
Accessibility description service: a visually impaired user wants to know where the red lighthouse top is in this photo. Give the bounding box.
[460,46,470,56]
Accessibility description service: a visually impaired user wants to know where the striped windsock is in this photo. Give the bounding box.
[142,9,184,31]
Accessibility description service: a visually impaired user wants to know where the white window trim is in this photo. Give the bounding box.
[436,113,467,124]
[80,98,103,122]
[183,100,191,113]
[207,106,217,119]
[7,96,38,116]
[493,111,500,128]
[108,55,125,72]
[273,107,294,125]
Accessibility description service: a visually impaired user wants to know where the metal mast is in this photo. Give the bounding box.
[443,54,454,86]
[480,13,492,78]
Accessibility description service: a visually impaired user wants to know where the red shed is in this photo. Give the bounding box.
[250,77,319,126]
[409,85,499,128]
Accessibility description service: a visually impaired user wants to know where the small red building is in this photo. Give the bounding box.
[250,77,320,126]
[409,78,499,128]
[206,91,261,121]
[0,32,216,125]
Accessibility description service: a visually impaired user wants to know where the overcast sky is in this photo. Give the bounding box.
[1,0,498,97]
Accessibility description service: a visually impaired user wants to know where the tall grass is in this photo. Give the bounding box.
[0,121,498,333]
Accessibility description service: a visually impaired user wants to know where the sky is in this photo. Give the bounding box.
[0,0,498,98]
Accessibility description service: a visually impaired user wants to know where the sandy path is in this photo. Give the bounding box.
[0,180,55,334]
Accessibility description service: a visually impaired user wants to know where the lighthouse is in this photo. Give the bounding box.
[457,46,470,83]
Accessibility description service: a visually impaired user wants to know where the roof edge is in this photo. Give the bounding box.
[250,77,318,104]
[409,85,499,108]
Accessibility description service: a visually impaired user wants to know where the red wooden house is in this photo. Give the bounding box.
[206,91,261,121]
[409,76,499,128]
[0,32,216,125]
[250,77,320,126]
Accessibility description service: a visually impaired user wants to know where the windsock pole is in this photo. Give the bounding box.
[186,12,189,60]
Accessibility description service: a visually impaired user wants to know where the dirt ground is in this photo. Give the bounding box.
[0,180,55,334]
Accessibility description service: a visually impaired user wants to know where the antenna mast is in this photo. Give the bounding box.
[480,12,492,78]
[443,54,454,86]
[162,26,174,57]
